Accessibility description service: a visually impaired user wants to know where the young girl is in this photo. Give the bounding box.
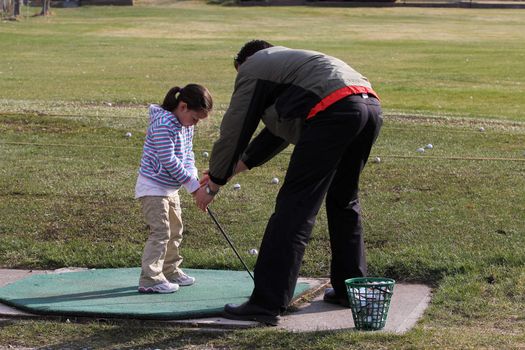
[135,84,213,293]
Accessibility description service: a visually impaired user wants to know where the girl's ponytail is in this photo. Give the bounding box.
[161,84,213,114]
[161,86,182,112]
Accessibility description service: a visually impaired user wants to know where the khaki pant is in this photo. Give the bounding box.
[139,195,185,287]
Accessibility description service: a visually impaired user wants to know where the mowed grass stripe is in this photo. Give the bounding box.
[0,3,524,348]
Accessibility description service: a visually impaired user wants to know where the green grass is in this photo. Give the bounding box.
[1,2,525,349]
[1,3,525,119]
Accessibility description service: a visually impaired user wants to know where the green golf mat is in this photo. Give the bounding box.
[0,268,311,320]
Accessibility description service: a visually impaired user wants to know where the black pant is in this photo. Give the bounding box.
[250,94,383,312]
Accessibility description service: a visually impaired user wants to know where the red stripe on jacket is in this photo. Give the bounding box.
[307,86,379,120]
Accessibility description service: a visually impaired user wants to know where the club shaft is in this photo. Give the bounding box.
[207,208,255,283]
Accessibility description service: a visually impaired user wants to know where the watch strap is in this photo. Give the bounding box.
[205,184,219,196]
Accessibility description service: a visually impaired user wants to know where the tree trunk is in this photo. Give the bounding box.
[40,0,50,15]
[2,0,12,16]
[13,0,20,16]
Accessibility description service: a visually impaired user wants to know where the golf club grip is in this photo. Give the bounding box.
[207,208,255,282]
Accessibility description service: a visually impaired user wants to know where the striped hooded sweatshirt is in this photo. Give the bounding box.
[208,46,378,186]
[137,104,199,194]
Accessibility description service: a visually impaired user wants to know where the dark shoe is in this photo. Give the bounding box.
[323,288,350,307]
[223,301,280,326]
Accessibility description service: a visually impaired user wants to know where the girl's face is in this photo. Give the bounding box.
[175,102,209,127]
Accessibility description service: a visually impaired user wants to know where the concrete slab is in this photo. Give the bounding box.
[0,302,35,317]
[278,283,432,333]
[0,269,431,333]
[0,269,47,287]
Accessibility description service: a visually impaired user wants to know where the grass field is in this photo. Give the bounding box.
[1,2,525,349]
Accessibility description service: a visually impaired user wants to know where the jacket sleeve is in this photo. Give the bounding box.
[183,128,198,178]
[182,128,200,193]
[154,125,196,185]
[209,74,275,185]
[241,127,289,169]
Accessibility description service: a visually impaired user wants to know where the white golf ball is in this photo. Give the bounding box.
[271,177,279,184]
[372,156,381,163]
[424,144,433,149]
[125,132,132,138]
[233,183,241,190]
[416,147,425,153]
[202,151,209,158]
[478,127,485,132]
[249,248,258,255]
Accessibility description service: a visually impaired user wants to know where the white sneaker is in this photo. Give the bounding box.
[169,272,195,286]
[138,281,179,294]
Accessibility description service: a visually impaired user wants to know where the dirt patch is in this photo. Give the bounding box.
[0,116,75,134]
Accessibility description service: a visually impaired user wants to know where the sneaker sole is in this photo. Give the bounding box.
[138,287,179,294]
[169,279,195,286]
[175,281,194,286]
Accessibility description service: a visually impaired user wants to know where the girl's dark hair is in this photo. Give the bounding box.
[161,84,213,113]
[234,40,274,66]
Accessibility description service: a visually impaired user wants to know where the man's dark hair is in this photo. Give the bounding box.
[234,40,274,66]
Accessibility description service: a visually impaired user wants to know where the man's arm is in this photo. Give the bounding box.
[241,127,289,169]
[208,75,279,185]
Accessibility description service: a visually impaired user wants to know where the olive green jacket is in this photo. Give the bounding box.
[209,46,374,185]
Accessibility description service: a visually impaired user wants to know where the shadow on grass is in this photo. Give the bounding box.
[26,322,224,350]
[18,319,396,350]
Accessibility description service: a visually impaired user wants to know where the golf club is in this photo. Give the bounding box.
[207,207,255,283]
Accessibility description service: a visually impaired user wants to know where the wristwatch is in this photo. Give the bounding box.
[205,184,219,196]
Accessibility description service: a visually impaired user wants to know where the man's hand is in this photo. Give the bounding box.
[194,180,220,212]
[199,170,210,186]
[234,160,248,176]
[194,162,248,212]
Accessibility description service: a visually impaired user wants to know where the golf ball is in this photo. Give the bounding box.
[249,248,258,255]
[424,144,433,149]
[233,183,241,190]
[125,132,132,138]
[202,151,209,158]
[372,156,381,163]
[416,147,425,153]
[479,127,485,132]
[271,177,279,184]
